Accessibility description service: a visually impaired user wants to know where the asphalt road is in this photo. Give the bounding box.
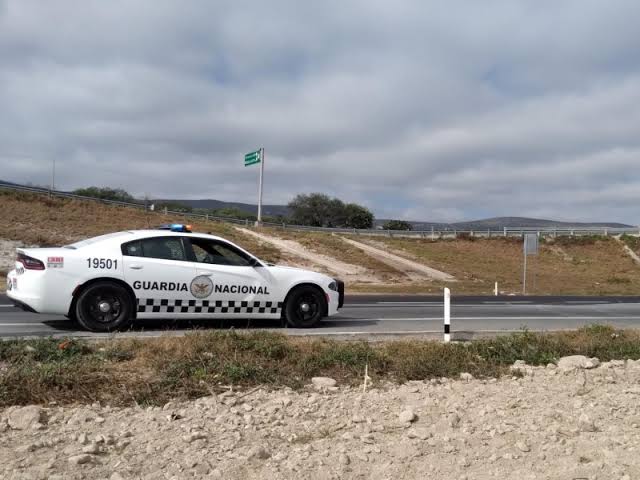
[1,293,640,339]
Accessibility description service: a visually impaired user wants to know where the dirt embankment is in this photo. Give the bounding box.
[341,237,455,282]
[2,358,639,479]
[236,228,383,283]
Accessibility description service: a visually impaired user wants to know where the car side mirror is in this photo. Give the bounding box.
[249,257,262,267]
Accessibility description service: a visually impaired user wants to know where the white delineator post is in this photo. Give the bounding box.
[494,282,498,296]
[256,147,265,225]
[444,287,451,342]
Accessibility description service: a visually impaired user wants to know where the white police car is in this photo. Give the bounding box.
[6,225,344,332]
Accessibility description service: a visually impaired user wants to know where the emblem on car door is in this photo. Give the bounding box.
[190,275,214,299]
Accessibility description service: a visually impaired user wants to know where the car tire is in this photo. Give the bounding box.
[284,285,326,328]
[75,281,134,332]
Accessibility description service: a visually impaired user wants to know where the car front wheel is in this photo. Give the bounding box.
[75,281,134,332]
[284,286,326,328]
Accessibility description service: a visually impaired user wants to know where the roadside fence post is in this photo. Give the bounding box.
[444,287,451,343]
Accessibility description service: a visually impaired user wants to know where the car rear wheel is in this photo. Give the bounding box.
[75,281,133,332]
[284,286,326,328]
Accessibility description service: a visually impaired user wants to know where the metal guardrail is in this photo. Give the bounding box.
[1,181,638,237]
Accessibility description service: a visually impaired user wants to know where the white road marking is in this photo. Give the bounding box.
[0,323,47,327]
[347,303,617,308]
[340,316,640,321]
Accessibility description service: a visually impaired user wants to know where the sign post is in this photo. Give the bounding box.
[244,148,264,225]
[523,233,538,294]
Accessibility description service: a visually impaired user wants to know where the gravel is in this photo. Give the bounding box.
[2,357,640,479]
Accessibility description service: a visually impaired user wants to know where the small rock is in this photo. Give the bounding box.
[6,405,45,430]
[183,432,207,443]
[399,410,417,423]
[449,413,461,428]
[339,454,350,466]
[248,446,271,460]
[194,462,210,475]
[68,454,94,465]
[82,442,101,454]
[110,474,125,480]
[578,413,597,432]
[360,433,375,444]
[460,373,473,382]
[516,441,530,452]
[94,416,105,424]
[558,355,600,372]
[311,377,337,389]
[24,345,36,353]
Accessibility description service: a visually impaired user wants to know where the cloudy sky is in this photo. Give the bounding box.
[1,1,639,223]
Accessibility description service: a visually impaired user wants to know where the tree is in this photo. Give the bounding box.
[73,186,135,203]
[288,193,374,228]
[382,220,413,231]
[288,193,335,227]
[344,203,374,229]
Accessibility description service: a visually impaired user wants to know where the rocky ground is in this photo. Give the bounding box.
[1,356,640,480]
[0,239,26,274]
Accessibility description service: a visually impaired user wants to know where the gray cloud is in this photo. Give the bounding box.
[1,0,639,223]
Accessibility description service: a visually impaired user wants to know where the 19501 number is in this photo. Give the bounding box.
[87,258,118,269]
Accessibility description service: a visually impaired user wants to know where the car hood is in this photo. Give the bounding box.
[264,264,333,282]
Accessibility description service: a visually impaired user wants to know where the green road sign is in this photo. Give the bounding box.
[244,149,261,166]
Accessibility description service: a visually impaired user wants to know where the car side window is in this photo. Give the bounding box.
[189,238,253,267]
[122,237,187,261]
[122,240,143,257]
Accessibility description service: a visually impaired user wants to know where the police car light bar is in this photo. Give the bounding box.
[157,224,192,232]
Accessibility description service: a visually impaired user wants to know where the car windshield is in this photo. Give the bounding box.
[64,232,132,249]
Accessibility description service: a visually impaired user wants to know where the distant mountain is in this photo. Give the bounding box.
[451,216,634,229]
[376,216,634,230]
[155,198,290,217]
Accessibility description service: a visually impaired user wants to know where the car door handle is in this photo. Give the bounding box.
[129,265,144,270]
[196,271,213,276]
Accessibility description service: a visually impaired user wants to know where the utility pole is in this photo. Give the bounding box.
[257,147,264,225]
[244,147,265,227]
[50,158,56,198]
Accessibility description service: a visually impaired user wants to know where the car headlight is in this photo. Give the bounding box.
[328,281,338,291]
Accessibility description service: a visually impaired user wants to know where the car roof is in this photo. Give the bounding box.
[66,229,229,249]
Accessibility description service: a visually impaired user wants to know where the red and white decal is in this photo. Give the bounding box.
[47,256,64,269]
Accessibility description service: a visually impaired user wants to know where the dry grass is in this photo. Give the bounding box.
[0,190,282,262]
[0,326,638,406]
[352,235,640,295]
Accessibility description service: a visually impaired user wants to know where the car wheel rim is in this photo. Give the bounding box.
[83,290,123,324]
[295,294,319,322]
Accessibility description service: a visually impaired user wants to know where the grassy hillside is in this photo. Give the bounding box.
[354,235,640,295]
[0,190,282,263]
